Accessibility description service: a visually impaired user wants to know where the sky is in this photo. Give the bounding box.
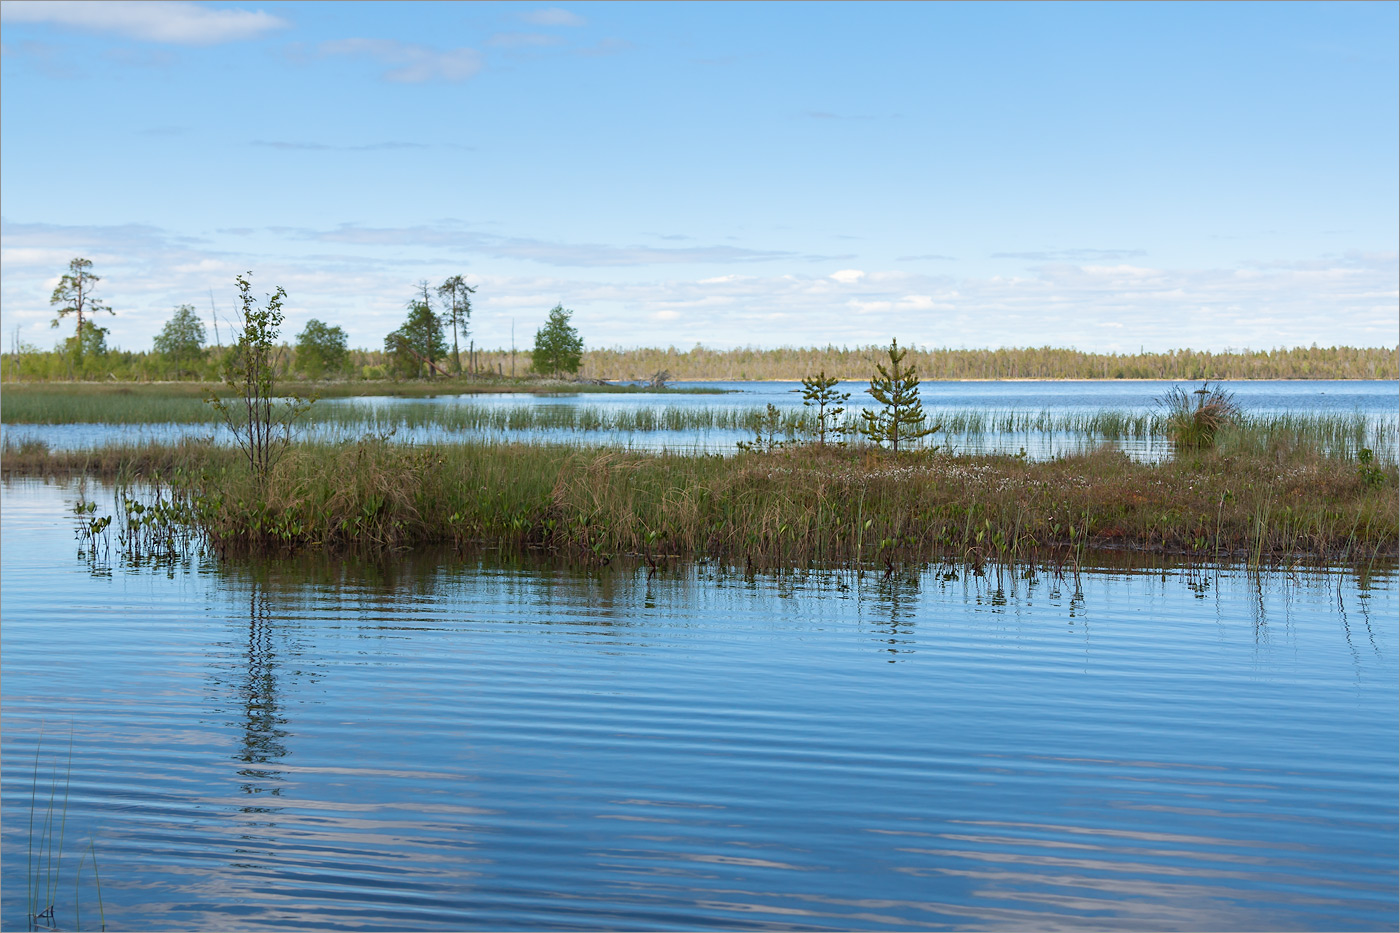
[1,0,1397,355]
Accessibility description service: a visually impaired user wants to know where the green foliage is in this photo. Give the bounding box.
[295,319,348,380]
[386,293,448,379]
[531,304,584,377]
[736,403,791,452]
[859,339,940,453]
[437,275,476,373]
[1158,382,1242,450]
[1356,448,1387,488]
[153,305,207,379]
[206,273,311,478]
[62,322,110,362]
[801,371,850,446]
[48,257,113,366]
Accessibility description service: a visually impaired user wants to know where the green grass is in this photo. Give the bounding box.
[5,386,1394,462]
[9,435,1395,568]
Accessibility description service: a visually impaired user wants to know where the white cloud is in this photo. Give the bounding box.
[319,39,483,83]
[0,1,288,45]
[830,269,865,284]
[521,7,585,27]
[2,220,1394,354]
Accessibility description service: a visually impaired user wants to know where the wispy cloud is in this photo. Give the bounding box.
[0,1,288,45]
[521,7,585,27]
[250,139,440,152]
[319,38,483,83]
[993,248,1148,262]
[896,253,957,262]
[297,223,813,267]
[803,110,878,121]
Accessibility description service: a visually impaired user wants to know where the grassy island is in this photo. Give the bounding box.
[6,436,1395,569]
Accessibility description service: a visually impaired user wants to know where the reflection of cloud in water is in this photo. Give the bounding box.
[3,478,1394,932]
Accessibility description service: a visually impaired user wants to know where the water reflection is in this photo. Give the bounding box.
[232,585,289,801]
[869,571,921,661]
[2,479,1396,931]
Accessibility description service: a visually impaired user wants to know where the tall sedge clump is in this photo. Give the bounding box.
[207,273,311,479]
[860,339,940,453]
[801,371,850,446]
[1158,382,1241,450]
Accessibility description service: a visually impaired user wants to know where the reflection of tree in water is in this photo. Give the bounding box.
[235,583,289,805]
[871,571,921,661]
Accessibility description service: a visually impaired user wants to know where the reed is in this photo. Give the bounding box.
[26,727,104,932]
[21,436,1395,568]
[7,388,1393,462]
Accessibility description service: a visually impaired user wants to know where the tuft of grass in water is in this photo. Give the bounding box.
[1157,383,1242,450]
[26,727,104,932]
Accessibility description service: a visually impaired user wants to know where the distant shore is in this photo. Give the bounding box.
[4,343,1394,385]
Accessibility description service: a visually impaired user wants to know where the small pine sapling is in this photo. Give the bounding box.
[737,403,789,453]
[859,339,940,454]
[800,371,850,446]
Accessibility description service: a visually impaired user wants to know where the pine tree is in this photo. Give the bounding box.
[800,371,850,446]
[49,257,113,366]
[859,339,940,453]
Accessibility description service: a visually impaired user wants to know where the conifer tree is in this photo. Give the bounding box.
[859,339,940,453]
[800,371,850,446]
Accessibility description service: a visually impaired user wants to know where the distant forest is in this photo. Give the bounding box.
[582,344,1399,382]
[2,343,1395,383]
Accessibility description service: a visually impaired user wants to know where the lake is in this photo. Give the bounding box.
[2,477,1396,931]
[6,379,1396,459]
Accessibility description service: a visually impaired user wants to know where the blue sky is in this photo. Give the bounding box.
[2,1,1396,354]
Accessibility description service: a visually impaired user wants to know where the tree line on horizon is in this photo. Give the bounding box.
[8,258,586,383]
[6,257,1395,383]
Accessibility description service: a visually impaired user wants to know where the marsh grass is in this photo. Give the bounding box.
[8,388,1394,462]
[30,436,1396,570]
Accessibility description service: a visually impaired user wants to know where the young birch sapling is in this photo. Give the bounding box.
[206,274,311,479]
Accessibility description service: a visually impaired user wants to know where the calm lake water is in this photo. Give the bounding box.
[8,379,1397,458]
[2,478,1397,931]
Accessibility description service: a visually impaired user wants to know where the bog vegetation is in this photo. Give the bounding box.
[6,264,1396,571]
[8,436,1395,571]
